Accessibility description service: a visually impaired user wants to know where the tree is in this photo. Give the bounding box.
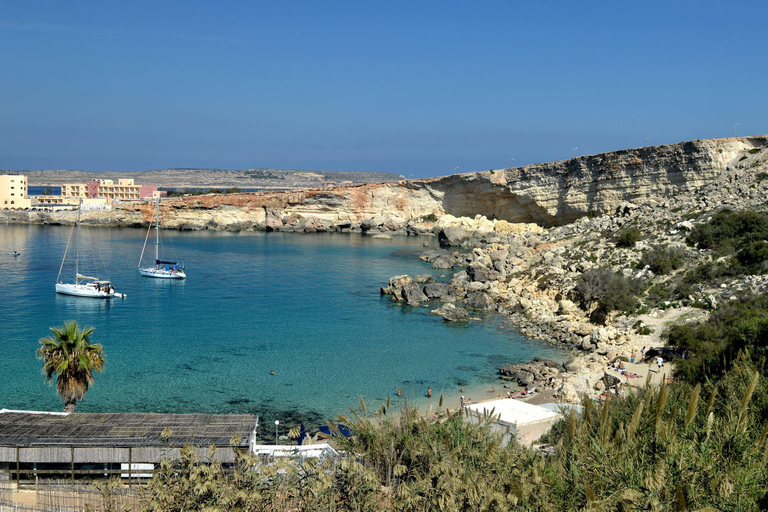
[37,320,105,413]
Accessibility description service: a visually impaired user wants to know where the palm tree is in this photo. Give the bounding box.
[37,320,105,413]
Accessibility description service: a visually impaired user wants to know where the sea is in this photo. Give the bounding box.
[0,223,566,432]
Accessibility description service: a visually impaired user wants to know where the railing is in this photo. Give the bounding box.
[0,479,145,512]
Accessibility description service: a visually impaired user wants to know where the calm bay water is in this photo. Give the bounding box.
[0,224,565,428]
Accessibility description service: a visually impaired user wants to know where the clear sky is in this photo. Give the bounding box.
[1,1,766,178]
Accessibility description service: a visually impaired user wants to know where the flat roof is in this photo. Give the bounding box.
[465,398,560,426]
[0,410,256,448]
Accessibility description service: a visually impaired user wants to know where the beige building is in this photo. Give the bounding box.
[0,175,32,209]
[61,178,159,202]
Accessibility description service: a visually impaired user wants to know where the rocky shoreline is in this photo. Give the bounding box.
[379,139,768,401]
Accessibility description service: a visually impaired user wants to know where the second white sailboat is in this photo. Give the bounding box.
[138,197,186,279]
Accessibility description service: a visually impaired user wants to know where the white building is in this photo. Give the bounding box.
[464,398,563,446]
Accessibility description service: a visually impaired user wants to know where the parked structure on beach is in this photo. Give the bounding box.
[0,410,258,482]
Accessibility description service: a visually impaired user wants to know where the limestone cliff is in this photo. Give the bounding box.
[5,136,767,230]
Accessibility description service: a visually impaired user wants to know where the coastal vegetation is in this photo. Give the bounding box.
[37,320,105,413]
[615,226,643,248]
[143,352,768,511]
[574,267,641,324]
[666,294,768,384]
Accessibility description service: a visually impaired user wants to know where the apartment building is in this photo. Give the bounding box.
[0,175,32,209]
[61,178,161,202]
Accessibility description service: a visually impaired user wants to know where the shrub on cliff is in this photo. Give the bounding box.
[638,245,686,274]
[686,209,768,254]
[735,240,768,274]
[615,227,643,248]
[574,267,640,323]
[666,294,768,383]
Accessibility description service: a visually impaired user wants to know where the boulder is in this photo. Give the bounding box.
[383,215,406,231]
[432,255,454,269]
[467,263,492,282]
[465,291,495,310]
[303,217,326,233]
[438,226,470,247]
[265,212,283,232]
[555,381,580,403]
[381,275,413,302]
[557,300,578,315]
[489,249,510,262]
[533,357,564,371]
[420,249,448,262]
[360,218,374,231]
[413,274,435,284]
[334,220,352,230]
[423,282,455,301]
[431,303,470,322]
[402,282,428,303]
[590,327,615,345]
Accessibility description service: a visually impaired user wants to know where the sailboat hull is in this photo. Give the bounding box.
[56,283,124,298]
[139,267,186,279]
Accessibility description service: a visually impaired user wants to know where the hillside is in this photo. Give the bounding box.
[16,168,405,190]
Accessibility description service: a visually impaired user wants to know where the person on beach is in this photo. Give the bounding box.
[630,351,636,364]
[657,356,663,369]
[460,395,466,407]
[490,386,495,394]
[641,346,646,361]
[427,387,432,398]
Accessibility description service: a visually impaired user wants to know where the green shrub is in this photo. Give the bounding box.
[666,294,768,382]
[638,245,686,274]
[616,227,643,248]
[687,210,768,254]
[735,240,768,273]
[683,261,735,284]
[575,267,641,323]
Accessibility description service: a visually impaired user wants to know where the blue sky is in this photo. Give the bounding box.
[1,1,766,177]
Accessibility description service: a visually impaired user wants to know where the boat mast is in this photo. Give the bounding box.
[154,197,160,264]
[75,198,81,283]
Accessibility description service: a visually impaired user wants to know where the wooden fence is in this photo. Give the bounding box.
[0,479,145,512]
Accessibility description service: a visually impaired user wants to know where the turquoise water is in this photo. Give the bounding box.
[0,224,565,429]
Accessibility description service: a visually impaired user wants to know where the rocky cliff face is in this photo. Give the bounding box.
[5,136,767,231]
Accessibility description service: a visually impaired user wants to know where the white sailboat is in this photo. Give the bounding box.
[138,197,186,279]
[56,200,125,298]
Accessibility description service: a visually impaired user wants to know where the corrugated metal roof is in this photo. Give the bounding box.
[0,411,256,448]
